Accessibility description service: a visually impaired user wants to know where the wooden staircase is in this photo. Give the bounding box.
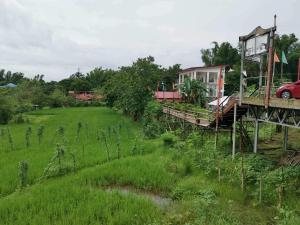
[209,97,248,129]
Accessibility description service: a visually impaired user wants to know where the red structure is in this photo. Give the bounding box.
[69,91,103,102]
[154,91,181,102]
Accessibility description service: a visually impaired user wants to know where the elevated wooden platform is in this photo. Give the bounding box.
[242,97,300,110]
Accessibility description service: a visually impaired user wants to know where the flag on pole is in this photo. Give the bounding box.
[274,52,280,63]
[282,51,288,64]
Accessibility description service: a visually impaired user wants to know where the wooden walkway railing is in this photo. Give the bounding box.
[163,106,211,127]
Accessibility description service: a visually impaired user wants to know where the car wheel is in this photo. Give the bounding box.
[281,90,291,99]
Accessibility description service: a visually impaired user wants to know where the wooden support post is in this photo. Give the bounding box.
[259,173,263,204]
[240,117,245,193]
[232,103,237,160]
[253,119,259,153]
[283,126,288,151]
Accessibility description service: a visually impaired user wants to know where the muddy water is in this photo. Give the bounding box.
[105,186,172,208]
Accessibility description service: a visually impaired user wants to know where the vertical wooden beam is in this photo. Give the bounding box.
[232,103,237,160]
[253,119,259,153]
[283,126,288,151]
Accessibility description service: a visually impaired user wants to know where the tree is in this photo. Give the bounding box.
[161,64,181,91]
[275,33,300,81]
[201,42,240,66]
[86,67,115,89]
[48,89,66,108]
[103,56,164,120]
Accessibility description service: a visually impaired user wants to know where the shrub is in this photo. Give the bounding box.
[161,132,178,146]
[15,104,32,114]
[143,101,163,138]
[13,114,25,124]
[48,89,66,108]
[0,97,13,124]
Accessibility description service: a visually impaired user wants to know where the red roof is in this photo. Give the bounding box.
[155,91,181,99]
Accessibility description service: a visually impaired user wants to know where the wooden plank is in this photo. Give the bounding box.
[242,97,300,110]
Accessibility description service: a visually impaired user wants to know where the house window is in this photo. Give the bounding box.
[209,72,218,83]
[196,72,207,83]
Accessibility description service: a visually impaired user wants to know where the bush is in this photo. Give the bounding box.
[161,132,178,146]
[13,114,25,124]
[0,97,13,124]
[143,101,163,138]
[15,104,32,114]
[48,89,66,108]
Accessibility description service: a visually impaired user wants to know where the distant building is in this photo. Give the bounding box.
[178,65,229,98]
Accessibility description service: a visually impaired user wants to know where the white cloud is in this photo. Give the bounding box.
[136,1,174,18]
[0,0,299,81]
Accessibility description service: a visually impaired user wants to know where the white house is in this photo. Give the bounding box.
[178,65,228,98]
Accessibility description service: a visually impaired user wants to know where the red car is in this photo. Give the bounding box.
[276,80,300,99]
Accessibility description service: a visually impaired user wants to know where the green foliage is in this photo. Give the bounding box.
[76,122,82,142]
[7,127,14,151]
[47,88,66,108]
[25,127,32,148]
[143,101,163,138]
[201,41,240,66]
[12,114,26,124]
[113,125,122,159]
[18,161,29,189]
[0,96,13,124]
[103,56,163,120]
[37,125,44,144]
[161,132,178,146]
[180,77,207,106]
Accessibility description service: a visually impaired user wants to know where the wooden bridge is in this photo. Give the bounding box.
[162,95,300,159]
[163,96,247,129]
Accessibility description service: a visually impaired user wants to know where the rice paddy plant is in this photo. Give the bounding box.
[70,152,76,173]
[131,137,138,155]
[18,160,29,189]
[107,125,112,139]
[7,127,14,151]
[100,130,110,161]
[0,128,5,151]
[42,144,66,178]
[37,125,44,144]
[113,125,121,159]
[76,122,82,142]
[57,126,66,144]
[85,122,89,140]
[25,127,32,148]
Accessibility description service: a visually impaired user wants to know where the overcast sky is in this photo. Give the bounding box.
[0,0,299,81]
